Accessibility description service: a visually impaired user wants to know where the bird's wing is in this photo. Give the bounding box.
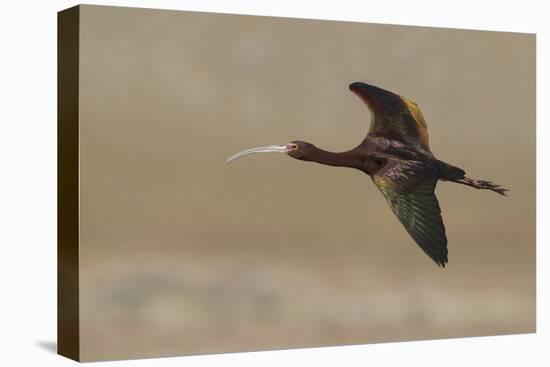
[350,83,431,153]
[372,159,448,267]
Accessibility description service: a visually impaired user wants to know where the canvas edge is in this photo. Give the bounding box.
[57,4,81,362]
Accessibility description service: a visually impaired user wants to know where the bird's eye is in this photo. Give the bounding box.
[286,143,299,151]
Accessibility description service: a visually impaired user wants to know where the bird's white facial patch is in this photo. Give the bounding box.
[285,143,298,151]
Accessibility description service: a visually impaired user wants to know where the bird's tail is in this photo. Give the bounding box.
[450,176,509,196]
[436,160,508,196]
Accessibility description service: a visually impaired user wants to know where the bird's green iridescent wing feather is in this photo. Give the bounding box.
[373,160,448,267]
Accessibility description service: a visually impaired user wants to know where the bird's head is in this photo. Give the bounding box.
[226,140,316,163]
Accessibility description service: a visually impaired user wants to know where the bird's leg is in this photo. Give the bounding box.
[452,176,509,196]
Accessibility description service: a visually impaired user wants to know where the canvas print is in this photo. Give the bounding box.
[58,5,536,362]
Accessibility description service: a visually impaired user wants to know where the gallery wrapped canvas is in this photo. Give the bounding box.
[58,5,535,362]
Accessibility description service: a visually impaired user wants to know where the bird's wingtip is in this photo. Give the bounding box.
[348,82,363,91]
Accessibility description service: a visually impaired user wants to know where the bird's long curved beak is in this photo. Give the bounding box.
[226,144,292,164]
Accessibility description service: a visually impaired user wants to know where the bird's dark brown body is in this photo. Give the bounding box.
[227,82,507,267]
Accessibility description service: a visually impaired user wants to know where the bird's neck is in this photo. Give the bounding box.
[307,147,362,169]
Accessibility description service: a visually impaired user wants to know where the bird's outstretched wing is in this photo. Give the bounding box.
[372,159,448,267]
[349,82,431,154]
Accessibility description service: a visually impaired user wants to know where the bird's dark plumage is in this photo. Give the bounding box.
[370,158,446,266]
[228,82,508,267]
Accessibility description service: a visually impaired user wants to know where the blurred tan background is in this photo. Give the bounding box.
[77,5,535,361]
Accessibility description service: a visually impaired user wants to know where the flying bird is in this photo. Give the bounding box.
[227,82,507,267]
